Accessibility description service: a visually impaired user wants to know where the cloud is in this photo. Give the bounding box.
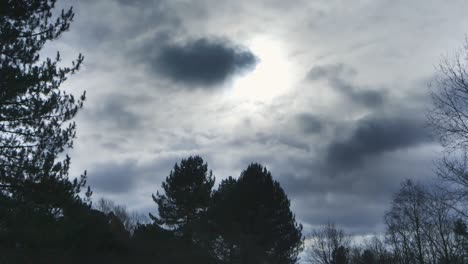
[296,113,324,134]
[154,38,257,87]
[85,94,150,132]
[88,160,140,194]
[307,63,386,108]
[58,0,468,235]
[88,156,183,195]
[273,142,438,234]
[325,114,431,171]
[307,63,357,81]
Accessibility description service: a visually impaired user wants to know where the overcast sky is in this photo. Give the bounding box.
[48,0,468,235]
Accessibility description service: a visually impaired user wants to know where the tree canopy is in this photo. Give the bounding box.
[151,155,215,240]
[211,163,304,264]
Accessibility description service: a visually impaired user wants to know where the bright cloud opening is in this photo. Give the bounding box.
[228,36,296,101]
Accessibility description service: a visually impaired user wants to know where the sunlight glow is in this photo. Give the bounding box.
[229,36,296,101]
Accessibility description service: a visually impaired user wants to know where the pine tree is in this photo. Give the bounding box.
[0,0,87,250]
[151,156,215,241]
[213,163,304,264]
[210,176,241,262]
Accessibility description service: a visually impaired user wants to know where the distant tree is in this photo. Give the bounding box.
[385,180,464,264]
[423,189,461,264]
[95,198,143,234]
[363,236,395,264]
[0,0,87,251]
[305,222,350,264]
[151,156,215,242]
[212,164,303,264]
[385,180,428,264]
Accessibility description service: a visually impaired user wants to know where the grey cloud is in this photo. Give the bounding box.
[89,160,140,194]
[308,63,357,80]
[325,115,431,171]
[89,156,184,195]
[296,113,324,134]
[154,38,257,87]
[273,143,437,234]
[70,0,180,55]
[114,0,151,6]
[99,100,140,128]
[60,0,466,235]
[298,195,384,232]
[307,63,386,108]
[86,94,150,132]
[332,78,385,108]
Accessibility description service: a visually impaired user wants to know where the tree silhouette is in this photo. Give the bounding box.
[213,163,303,264]
[305,222,350,264]
[331,246,348,264]
[427,40,468,218]
[385,180,428,264]
[361,249,377,264]
[151,155,215,242]
[0,0,88,254]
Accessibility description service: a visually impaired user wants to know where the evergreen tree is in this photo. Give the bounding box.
[151,156,215,241]
[0,0,87,251]
[210,176,241,262]
[213,163,303,264]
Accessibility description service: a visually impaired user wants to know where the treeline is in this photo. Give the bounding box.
[304,180,468,264]
[2,155,303,263]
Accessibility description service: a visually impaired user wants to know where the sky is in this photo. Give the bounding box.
[47,0,468,235]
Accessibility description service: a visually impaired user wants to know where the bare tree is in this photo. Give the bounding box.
[95,198,146,234]
[422,188,460,264]
[428,40,468,211]
[305,222,351,264]
[385,180,429,264]
[436,157,468,218]
[429,40,468,151]
[385,180,464,264]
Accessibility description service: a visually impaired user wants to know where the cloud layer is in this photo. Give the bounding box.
[52,0,468,235]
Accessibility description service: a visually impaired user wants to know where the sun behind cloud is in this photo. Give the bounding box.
[229,36,296,101]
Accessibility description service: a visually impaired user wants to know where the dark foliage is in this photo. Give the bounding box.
[0,0,90,259]
[151,155,215,240]
[211,164,304,264]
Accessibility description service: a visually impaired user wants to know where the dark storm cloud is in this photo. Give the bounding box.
[325,115,431,170]
[308,64,386,108]
[155,38,257,87]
